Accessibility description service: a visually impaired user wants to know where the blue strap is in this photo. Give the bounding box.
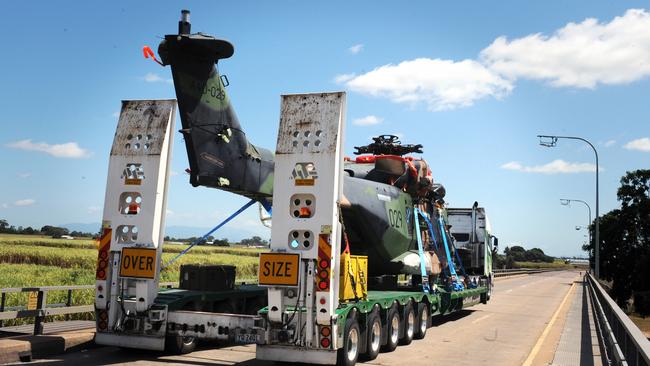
[162,199,257,269]
[438,216,458,278]
[438,216,466,291]
[419,210,439,251]
[413,208,431,294]
[451,234,467,277]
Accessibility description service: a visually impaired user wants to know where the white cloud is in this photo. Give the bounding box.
[501,159,598,174]
[7,139,92,159]
[17,172,31,178]
[143,73,172,84]
[353,115,383,126]
[14,199,35,206]
[112,111,120,118]
[334,73,356,84]
[349,44,364,54]
[604,140,616,147]
[336,9,650,111]
[623,137,650,152]
[87,206,101,214]
[341,58,513,111]
[1,203,8,209]
[481,9,650,88]
[170,170,179,176]
[166,209,174,215]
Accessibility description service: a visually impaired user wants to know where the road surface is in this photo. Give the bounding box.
[31,271,581,366]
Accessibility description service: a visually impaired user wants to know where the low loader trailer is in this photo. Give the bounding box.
[94,11,495,366]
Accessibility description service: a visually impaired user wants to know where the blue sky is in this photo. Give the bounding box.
[1,2,648,257]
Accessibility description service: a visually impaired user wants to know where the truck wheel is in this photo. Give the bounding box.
[363,310,381,360]
[414,302,429,339]
[165,334,197,354]
[487,274,493,300]
[481,275,493,304]
[399,302,415,345]
[381,305,399,352]
[337,317,360,366]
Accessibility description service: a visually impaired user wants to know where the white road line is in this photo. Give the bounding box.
[471,314,492,324]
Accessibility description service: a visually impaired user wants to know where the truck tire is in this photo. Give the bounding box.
[363,310,381,361]
[414,302,429,340]
[165,334,197,354]
[481,275,493,304]
[487,274,493,300]
[399,302,415,345]
[381,304,399,352]
[337,317,360,366]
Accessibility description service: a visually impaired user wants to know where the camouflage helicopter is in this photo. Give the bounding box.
[157,10,469,287]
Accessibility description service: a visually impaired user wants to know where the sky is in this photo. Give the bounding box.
[0,1,648,257]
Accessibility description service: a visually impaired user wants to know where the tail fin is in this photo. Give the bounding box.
[158,11,273,200]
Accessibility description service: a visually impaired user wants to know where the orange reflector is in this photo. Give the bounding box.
[320,326,331,337]
[299,207,312,218]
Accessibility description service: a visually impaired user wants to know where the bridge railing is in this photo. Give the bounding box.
[586,273,650,366]
[493,268,556,277]
[0,282,176,335]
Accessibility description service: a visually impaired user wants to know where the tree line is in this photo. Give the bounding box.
[583,169,650,316]
[0,220,96,238]
[164,235,270,247]
[494,245,555,269]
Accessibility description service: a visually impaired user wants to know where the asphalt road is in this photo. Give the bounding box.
[31,271,580,366]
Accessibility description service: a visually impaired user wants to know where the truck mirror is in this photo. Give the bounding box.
[492,236,499,249]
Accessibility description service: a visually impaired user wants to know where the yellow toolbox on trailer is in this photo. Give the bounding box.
[339,255,368,301]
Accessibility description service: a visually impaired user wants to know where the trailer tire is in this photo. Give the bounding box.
[337,317,360,366]
[399,302,415,345]
[414,302,429,340]
[363,310,381,361]
[381,305,399,352]
[165,334,197,355]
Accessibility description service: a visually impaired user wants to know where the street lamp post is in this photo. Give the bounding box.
[539,135,599,278]
[560,198,592,247]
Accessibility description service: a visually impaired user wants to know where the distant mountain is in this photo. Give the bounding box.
[59,223,268,242]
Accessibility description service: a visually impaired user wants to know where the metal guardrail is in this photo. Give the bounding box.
[0,282,176,335]
[586,273,650,366]
[493,268,556,277]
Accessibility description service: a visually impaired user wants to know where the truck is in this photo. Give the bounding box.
[93,10,497,366]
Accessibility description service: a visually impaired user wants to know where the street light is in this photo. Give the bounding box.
[539,134,600,278]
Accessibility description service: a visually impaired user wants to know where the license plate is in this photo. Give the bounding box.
[236,333,260,344]
[258,253,300,286]
[119,247,157,279]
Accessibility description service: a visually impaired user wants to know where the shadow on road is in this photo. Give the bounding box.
[430,309,475,327]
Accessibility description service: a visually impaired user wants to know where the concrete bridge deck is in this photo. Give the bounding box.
[15,270,604,366]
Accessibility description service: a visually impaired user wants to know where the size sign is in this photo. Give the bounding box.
[119,247,157,279]
[258,253,300,286]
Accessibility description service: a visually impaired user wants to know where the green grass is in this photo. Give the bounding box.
[514,259,586,269]
[0,234,266,326]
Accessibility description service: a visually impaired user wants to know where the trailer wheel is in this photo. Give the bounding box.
[337,317,360,366]
[414,302,429,340]
[363,310,381,361]
[399,302,415,345]
[165,334,197,354]
[381,304,399,352]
